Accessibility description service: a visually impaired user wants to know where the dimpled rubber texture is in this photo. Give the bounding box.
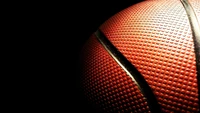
[99,0,199,112]
[80,34,150,113]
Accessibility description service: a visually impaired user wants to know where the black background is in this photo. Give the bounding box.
[5,0,147,112]
[44,0,144,112]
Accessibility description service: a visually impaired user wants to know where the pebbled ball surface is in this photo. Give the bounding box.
[80,0,200,112]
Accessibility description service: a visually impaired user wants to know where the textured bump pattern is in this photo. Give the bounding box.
[99,0,199,112]
[80,34,150,113]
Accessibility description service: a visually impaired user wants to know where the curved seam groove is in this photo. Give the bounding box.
[95,29,161,113]
[180,0,200,112]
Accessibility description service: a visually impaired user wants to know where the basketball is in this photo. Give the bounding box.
[79,0,200,112]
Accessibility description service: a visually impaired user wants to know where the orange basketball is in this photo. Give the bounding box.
[79,0,200,112]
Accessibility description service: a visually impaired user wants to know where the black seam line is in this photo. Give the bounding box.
[95,30,161,113]
[180,0,200,112]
